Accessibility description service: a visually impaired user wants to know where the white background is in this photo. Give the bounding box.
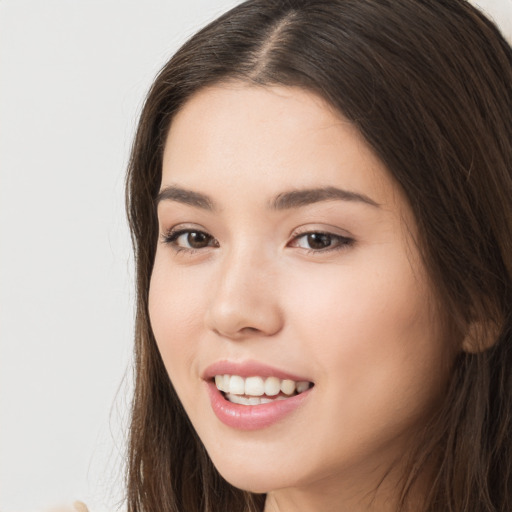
[0,1,510,511]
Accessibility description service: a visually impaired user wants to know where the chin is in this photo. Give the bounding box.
[222,476,278,495]
[211,458,290,494]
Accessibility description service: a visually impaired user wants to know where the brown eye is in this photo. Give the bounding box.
[291,231,354,252]
[186,231,212,248]
[305,233,332,249]
[163,229,218,250]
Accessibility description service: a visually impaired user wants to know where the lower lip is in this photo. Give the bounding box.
[206,381,312,430]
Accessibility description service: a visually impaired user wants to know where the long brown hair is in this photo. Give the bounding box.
[125,1,512,510]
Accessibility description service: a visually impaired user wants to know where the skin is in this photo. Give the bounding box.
[149,83,456,511]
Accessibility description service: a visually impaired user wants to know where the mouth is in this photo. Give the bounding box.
[214,374,314,406]
[204,362,315,429]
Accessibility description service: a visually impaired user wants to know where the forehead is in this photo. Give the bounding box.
[161,83,403,212]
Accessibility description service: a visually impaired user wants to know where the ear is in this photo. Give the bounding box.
[461,319,500,353]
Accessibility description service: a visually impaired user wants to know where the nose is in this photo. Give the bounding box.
[204,248,284,340]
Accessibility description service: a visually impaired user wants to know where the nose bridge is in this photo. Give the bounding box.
[205,241,283,338]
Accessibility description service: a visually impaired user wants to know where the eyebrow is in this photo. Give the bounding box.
[155,185,379,211]
[155,186,215,211]
[270,186,379,209]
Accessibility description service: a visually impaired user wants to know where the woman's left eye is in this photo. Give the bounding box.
[289,232,353,252]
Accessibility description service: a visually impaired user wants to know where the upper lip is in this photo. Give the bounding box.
[202,360,312,382]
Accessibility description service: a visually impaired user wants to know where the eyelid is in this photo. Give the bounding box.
[160,222,209,239]
[289,223,354,240]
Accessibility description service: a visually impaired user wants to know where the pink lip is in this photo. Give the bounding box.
[202,360,311,381]
[206,381,312,430]
[202,360,313,430]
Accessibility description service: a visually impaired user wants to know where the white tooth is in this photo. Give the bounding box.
[215,375,224,392]
[223,374,230,391]
[226,393,245,405]
[260,397,274,404]
[276,396,288,400]
[296,381,310,393]
[226,393,265,405]
[281,379,296,395]
[245,376,265,396]
[229,375,245,395]
[264,376,281,396]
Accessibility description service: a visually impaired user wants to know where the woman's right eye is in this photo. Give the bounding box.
[162,229,218,251]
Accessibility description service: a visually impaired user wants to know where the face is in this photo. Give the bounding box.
[149,84,454,506]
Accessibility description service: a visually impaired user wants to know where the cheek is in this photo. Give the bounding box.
[288,253,433,342]
[286,249,449,410]
[148,258,207,383]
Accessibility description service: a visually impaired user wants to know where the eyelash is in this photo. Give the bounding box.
[161,228,219,254]
[160,228,354,255]
[289,230,354,254]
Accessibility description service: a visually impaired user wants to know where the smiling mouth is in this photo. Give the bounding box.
[214,374,314,405]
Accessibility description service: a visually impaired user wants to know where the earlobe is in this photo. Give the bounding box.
[461,319,500,354]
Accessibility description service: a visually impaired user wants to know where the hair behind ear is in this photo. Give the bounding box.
[461,318,502,354]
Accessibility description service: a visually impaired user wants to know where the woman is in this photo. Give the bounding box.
[125,0,512,510]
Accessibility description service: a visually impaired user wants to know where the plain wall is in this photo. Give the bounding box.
[0,2,241,511]
[0,1,510,511]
